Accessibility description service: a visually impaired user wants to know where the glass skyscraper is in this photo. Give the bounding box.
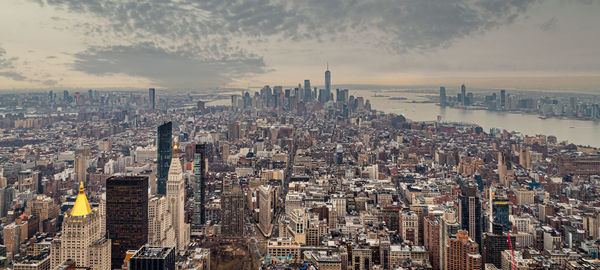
[192,143,207,234]
[157,121,172,195]
[492,198,511,232]
[106,175,149,269]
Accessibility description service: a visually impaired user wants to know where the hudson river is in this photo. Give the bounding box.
[361,90,600,148]
[210,89,600,147]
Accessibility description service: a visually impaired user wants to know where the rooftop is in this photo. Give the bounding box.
[131,246,174,259]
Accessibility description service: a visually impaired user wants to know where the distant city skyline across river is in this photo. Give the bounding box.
[209,88,600,148]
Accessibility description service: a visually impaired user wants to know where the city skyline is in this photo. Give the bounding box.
[0,0,600,91]
[2,1,600,269]
[2,79,600,269]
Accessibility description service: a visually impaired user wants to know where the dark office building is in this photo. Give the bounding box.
[483,223,514,268]
[459,183,482,245]
[157,121,172,195]
[221,185,245,237]
[130,246,175,270]
[106,175,149,269]
[192,143,207,234]
[492,197,511,232]
[149,88,156,110]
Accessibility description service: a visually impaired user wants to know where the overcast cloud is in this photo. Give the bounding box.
[0,0,598,89]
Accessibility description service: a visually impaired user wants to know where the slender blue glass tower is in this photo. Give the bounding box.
[157,121,172,195]
[192,143,207,234]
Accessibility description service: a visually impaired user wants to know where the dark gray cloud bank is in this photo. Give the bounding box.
[37,0,539,87]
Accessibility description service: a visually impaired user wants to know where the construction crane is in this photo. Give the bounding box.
[507,232,517,270]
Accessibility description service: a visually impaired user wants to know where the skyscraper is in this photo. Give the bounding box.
[147,195,174,247]
[500,89,506,110]
[51,182,110,269]
[459,184,482,246]
[157,122,172,195]
[482,223,514,268]
[461,84,467,106]
[167,150,190,251]
[149,88,156,110]
[325,64,331,93]
[221,185,245,237]
[423,214,440,270]
[304,80,311,102]
[74,147,90,184]
[440,86,447,107]
[106,176,149,269]
[492,197,510,232]
[192,144,207,234]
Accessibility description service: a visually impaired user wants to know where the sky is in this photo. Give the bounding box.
[0,0,599,92]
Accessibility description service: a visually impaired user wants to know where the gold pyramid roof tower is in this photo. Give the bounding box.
[71,181,92,216]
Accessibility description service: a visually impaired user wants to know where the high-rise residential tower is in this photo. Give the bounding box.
[192,144,207,234]
[459,184,482,246]
[106,176,149,269]
[446,230,481,270]
[157,122,172,195]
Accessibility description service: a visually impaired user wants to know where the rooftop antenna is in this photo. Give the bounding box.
[327,62,329,70]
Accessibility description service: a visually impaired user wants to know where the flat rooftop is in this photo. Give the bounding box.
[131,246,174,259]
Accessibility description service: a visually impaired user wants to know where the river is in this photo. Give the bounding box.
[209,89,600,147]
[358,89,600,148]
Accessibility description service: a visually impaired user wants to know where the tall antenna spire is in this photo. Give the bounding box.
[327,62,329,71]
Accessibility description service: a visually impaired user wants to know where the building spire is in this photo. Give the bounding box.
[71,181,92,216]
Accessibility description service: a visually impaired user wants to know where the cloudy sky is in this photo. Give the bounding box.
[1,0,599,91]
